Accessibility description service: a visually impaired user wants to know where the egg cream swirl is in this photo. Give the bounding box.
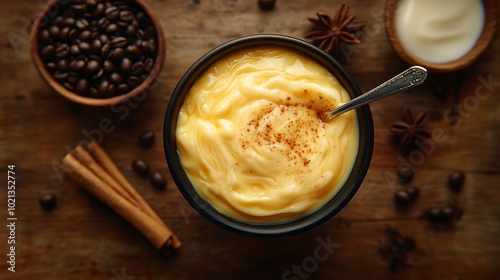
[176,47,359,223]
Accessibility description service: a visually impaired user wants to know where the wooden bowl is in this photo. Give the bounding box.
[30,0,165,106]
[385,0,498,73]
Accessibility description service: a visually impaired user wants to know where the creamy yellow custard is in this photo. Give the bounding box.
[176,47,359,223]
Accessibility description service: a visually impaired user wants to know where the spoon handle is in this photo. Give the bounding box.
[321,66,427,122]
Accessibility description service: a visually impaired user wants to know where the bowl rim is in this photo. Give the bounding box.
[29,0,166,106]
[385,0,498,73]
[164,34,374,237]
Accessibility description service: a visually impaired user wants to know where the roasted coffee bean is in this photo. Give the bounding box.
[109,47,125,61]
[150,171,167,190]
[101,43,112,57]
[46,62,57,71]
[426,207,444,222]
[144,57,154,72]
[148,40,157,55]
[39,29,51,44]
[67,74,79,84]
[89,86,99,97]
[48,25,60,38]
[125,44,141,59]
[131,61,144,76]
[119,57,132,75]
[92,68,104,79]
[132,159,150,177]
[90,30,100,39]
[110,72,123,84]
[57,59,68,71]
[119,9,134,22]
[98,16,110,27]
[426,206,457,223]
[394,190,412,206]
[117,83,129,94]
[76,18,89,29]
[107,83,116,96]
[397,165,414,183]
[94,3,105,17]
[138,131,155,148]
[63,82,74,91]
[111,36,127,48]
[59,26,71,40]
[75,78,90,95]
[117,20,129,28]
[78,41,91,52]
[72,3,87,13]
[97,80,110,95]
[258,0,276,10]
[39,194,57,211]
[85,0,97,8]
[128,76,141,87]
[136,11,146,21]
[124,24,137,36]
[85,59,101,75]
[52,16,64,26]
[71,59,86,73]
[70,44,80,56]
[53,70,68,80]
[105,6,119,19]
[448,171,465,193]
[79,29,92,41]
[41,45,56,59]
[441,206,456,220]
[68,28,79,40]
[103,59,114,73]
[55,44,69,58]
[105,23,118,34]
[90,39,102,52]
[62,17,76,26]
[98,34,109,44]
[405,186,419,200]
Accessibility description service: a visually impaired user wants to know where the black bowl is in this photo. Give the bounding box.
[164,34,373,237]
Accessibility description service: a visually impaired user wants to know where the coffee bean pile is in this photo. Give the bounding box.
[37,0,158,98]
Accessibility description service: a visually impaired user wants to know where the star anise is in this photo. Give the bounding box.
[390,108,431,147]
[305,3,366,57]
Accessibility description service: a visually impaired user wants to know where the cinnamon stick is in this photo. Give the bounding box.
[86,142,168,228]
[62,144,181,252]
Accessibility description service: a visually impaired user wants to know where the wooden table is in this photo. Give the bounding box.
[1,0,499,279]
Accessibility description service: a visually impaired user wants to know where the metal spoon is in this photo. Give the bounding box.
[320,66,428,122]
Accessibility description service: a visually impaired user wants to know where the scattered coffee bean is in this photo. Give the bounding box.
[39,194,58,211]
[448,171,465,193]
[405,186,419,200]
[394,186,419,206]
[397,165,414,183]
[258,0,276,10]
[138,131,155,148]
[37,0,159,97]
[425,206,457,223]
[394,190,412,206]
[150,171,167,190]
[132,159,150,177]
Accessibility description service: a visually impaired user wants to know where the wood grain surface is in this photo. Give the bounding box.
[1,0,499,279]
